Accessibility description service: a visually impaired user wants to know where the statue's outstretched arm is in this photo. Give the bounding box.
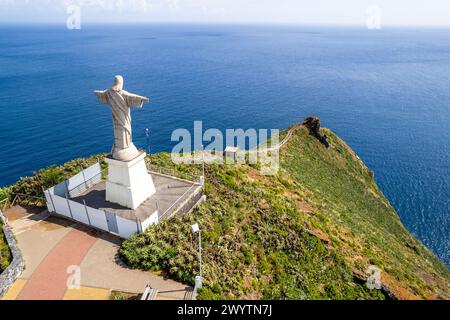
[94,90,108,104]
[122,90,150,109]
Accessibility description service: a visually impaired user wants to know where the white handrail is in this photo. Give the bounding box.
[159,184,199,221]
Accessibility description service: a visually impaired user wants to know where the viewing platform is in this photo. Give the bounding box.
[72,172,203,223]
[43,162,204,239]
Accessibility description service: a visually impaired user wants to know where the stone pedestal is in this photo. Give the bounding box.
[105,152,156,210]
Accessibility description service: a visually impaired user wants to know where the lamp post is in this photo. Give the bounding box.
[201,144,205,186]
[145,128,150,154]
[191,223,202,288]
[201,144,205,175]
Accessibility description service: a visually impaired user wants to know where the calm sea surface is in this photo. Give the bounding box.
[0,24,449,265]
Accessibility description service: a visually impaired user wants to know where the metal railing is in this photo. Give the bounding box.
[0,193,45,212]
[146,162,201,184]
[67,172,102,198]
[158,184,201,221]
[0,198,10,212]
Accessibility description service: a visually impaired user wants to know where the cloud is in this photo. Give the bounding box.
[63,0,152,13]
[0,0,450,26]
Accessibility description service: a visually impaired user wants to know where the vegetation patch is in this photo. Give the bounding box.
[0,222,12,273]
[109,290,141,300]
[0,155,108,207]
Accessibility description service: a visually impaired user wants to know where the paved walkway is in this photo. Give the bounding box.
[2,205,190,300]
[16,227,97,299]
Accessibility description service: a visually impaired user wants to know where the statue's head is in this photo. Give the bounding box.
[112,75,124,91]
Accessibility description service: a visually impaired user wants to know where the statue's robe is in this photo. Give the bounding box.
[95,88,148,161]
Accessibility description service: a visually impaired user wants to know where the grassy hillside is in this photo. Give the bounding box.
[119,123,450,300]
[0,222,12,272]
[1,121,448,299]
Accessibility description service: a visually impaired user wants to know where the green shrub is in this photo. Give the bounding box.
[41,166,66,189]
[240,245,254,265]
[0,187,12,203]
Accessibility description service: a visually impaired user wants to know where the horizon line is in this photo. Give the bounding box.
[1,21,450,29]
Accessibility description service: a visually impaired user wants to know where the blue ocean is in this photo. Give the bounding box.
[0,24,449,266]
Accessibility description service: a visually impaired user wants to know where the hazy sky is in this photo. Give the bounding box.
[0,0,449,26]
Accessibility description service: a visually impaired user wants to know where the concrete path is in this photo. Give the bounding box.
[186,124,298,163]
[2,205,191,300]
[16,227,98,300]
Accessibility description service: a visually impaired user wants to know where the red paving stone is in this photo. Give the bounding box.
[16,227,98,300]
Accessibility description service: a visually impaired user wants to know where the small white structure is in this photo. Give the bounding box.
[224,146,239,162]
[105,152,156,210]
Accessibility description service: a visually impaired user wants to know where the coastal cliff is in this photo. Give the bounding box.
[119,121,450,300]
[1,120,449,299]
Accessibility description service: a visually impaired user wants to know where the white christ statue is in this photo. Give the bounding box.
[94,75,150,162]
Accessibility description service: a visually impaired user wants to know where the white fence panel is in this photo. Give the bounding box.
[52,195,72,218]
[68,200,90,225]
[67,163,101,197]
[43,190,54,213]
[141,211,159,231]
[84,163,101,181]
[67,172,85,195]
[116,216,139,238]
[52,181,68,197]
[87,207,109,232]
